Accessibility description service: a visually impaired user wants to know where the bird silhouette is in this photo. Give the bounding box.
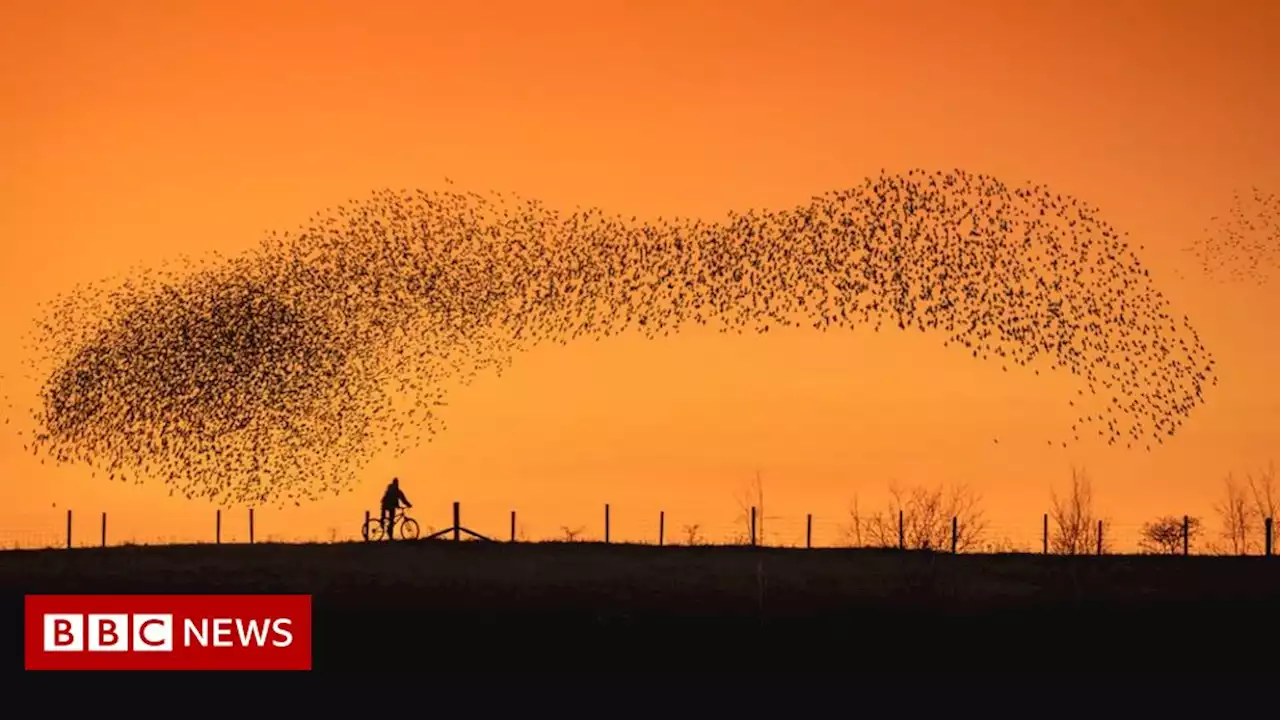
[1182,185,1279,287]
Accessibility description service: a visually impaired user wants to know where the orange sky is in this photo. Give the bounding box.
[2,0,1278,552]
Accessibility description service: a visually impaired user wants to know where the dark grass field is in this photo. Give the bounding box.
[4,540,1279,672]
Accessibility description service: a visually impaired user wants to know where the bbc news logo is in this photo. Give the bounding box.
[25,595,311,670]
[43,614,294,652]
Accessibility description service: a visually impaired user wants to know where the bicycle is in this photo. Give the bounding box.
[362,507,421,541]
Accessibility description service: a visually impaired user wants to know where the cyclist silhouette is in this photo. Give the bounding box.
[380,477,412,540]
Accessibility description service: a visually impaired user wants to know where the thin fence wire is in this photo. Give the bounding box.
[1,505,1274,557]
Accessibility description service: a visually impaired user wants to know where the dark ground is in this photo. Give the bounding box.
[3,540,1279,673]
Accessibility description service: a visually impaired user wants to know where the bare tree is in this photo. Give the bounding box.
[1210,463,1277,555]
[1050,467,1111,554]
[733,470,780,545]
[856,481,988,551]
[559,526,584,542]
[681,523,704,546]
[1139,515,1201,555]
[841,494,866,547]
[1212,473,1254,555]
[1247,462,1278,533]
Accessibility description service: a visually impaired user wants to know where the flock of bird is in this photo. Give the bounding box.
[1182,185,1279,287]
[17,169,1221,506]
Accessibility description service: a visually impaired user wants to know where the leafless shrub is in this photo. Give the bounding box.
[682,523,704,546]
[848,481,988,551]
[841,495,866,547]
[559,526,585,542]
[1139,515,1201,554]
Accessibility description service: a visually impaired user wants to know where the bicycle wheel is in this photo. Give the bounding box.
[399,518,421,540]
[363,518,385,542]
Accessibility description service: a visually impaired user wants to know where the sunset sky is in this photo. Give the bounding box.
[2,0,1278,551]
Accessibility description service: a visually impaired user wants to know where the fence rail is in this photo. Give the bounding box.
[2,504,1276,557]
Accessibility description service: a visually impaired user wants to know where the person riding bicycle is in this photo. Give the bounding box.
[380,477,412,541]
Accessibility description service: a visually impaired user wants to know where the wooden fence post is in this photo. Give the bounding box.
[65,509,72,549]
[249,508,255,544]
[510,510,516,542]
[1265,517,1273,557]
[363,510,370,541]
[898,509,905,550]
[1042,513,1049,554]
[452,502,460,541]
[951,516,958,553]
[750,506,757,546]
[1183,515,1190,556]
[806,514,812,549]
[659,511,665,546]
[101,512,107,548]
[216,509,221,544]
[604,503,610,544]
[1096,519,1103,555]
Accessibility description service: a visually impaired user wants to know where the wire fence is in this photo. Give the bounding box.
[1,501,1276,558]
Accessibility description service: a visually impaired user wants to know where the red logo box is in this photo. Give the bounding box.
[24,594,312,671]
